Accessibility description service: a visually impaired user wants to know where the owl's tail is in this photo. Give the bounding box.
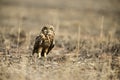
[32,47,37,55]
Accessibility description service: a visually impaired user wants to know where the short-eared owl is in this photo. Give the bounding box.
[32,25,55,58]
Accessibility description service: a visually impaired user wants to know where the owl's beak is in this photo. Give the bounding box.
[44,29,48,35]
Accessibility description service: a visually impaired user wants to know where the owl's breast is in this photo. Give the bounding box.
[42,36,51,47]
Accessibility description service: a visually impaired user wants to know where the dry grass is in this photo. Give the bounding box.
[0,28,119,80]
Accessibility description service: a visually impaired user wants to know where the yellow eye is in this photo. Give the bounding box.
[50,28,53,30]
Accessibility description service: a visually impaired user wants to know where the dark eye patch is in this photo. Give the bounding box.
[43,26,47,30]
[42,26,48,32]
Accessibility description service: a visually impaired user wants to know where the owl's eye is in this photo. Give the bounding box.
[50,27,53,31]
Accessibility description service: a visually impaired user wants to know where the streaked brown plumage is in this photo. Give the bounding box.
[32,25,55,58]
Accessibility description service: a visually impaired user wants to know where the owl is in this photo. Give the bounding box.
[32,25,55,58]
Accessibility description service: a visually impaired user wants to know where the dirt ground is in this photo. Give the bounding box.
[0,0,120,80]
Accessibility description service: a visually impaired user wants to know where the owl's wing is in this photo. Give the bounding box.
[46,39,55,55]
[32,35,43,55]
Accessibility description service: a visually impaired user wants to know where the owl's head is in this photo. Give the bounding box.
[41,25,55,36]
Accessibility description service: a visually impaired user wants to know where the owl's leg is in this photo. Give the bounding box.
[41,48,48,58]
[44,48,49,58]
[40,48,47,62]
[38,47,42,58]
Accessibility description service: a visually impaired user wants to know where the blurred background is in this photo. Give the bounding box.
[0,0,120,37]
[0,1,120,80]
